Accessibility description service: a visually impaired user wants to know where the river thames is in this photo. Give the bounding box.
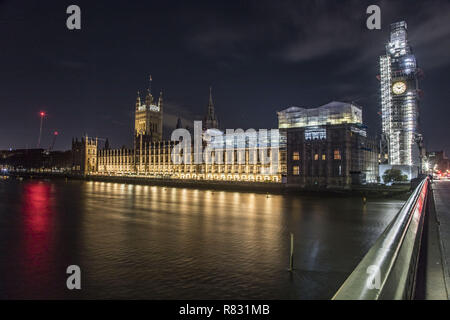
[0,179,405,299]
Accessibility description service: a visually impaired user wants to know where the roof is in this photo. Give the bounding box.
[278,101,363,129]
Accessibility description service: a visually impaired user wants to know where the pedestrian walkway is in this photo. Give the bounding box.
[426,180,450,299]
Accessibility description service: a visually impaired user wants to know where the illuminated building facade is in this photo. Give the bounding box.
[76,82,283,182]
[278,102,379,187]
[96,137,283,182]
[72,85,378,187]
[72,135,98,173]
[134,85,163,143]
[380,21,421,170]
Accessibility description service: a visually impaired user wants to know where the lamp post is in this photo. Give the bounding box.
[414,133,424,176]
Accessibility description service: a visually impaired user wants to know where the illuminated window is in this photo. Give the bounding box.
[334,150,341,160]
[292,152,300,161]
[322,154,326,160]
[293,166,300,175]
[314,154,319,160]
[305,126,326,140]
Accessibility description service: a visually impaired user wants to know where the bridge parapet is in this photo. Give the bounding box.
[333,177,429,300]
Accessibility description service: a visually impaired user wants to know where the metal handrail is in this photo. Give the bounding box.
[332,177,429,300]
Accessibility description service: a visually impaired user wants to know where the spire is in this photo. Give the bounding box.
[158,89,163,108]
[145,89,153,106]
[104,138,110,150]
[145,75,154,106]
[149,74,152,95]
[209,86,214,111]
[204,86,219,130]
[176,116,182,129]
[136,91,141,109]
[208,86,214,118]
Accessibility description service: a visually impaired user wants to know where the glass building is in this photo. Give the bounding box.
[278,101,363,129]
[278,102,379,187]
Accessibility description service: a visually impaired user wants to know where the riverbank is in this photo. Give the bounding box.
[2,171,411,199]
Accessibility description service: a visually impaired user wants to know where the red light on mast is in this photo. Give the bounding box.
[54,131,59,136]
[39,111,45,117]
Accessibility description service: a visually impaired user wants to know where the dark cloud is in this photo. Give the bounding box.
[185,0,450,70]
[408,1,450,70]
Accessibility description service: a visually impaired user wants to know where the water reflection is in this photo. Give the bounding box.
[1,181,81,299]
[0,179,405,299]
[22,182,53,233]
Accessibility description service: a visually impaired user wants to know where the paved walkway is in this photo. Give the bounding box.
[429,180,450,299]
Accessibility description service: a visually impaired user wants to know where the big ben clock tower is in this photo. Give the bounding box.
[379,21,422,171]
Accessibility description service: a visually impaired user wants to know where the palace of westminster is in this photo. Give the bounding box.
[71,78,379,188]
[73,81,286,184]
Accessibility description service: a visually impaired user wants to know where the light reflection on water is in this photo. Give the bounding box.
[0,179,404,299]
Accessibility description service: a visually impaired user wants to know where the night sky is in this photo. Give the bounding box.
[1,0,449,154]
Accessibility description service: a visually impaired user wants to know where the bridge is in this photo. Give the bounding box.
[333,178,450,300]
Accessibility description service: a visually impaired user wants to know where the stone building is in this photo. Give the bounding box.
[71,81,377,187]
[134,82,163,144]
[72,135,98,174]
[278,101,379,188]
[96,137,283,182]
[75,82,283,182]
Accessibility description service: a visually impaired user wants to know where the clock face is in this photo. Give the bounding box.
[392,81,407,95]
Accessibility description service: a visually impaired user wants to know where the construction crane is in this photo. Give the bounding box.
[43,131,59,155]
[37,111,46,148]
[49,131,58,151]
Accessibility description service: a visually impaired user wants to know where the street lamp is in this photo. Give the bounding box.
[414,133,424,175]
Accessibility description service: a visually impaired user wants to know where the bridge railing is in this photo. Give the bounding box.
[332,177,429,300]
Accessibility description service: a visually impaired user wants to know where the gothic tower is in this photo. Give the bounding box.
[379,21,421,167]
[203,86,219,130]
[134,76,164,143]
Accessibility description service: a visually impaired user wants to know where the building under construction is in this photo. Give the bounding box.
[278,101,379,188]
[379,21,422,178]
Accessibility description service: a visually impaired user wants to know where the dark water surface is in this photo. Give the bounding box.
[0,179,404,299]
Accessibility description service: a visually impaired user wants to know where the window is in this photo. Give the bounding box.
[334,150,341,160]
[292,152,300,161]
[305,126,326,140]
[293,166,300,175]
[314,154,319,160]
[322,154,326,160]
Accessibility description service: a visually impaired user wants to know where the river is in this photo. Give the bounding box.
[0,179,404,299]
